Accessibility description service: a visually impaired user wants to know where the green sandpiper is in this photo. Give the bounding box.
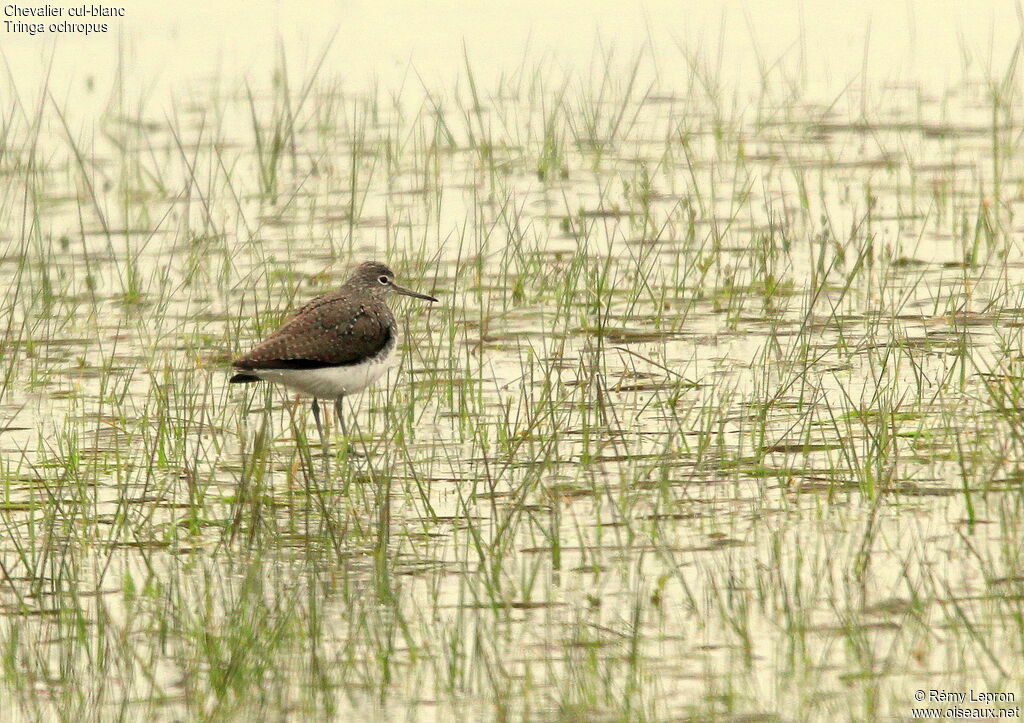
[230,261,437,468]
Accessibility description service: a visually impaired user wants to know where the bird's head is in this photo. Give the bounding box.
[347,261,438,302]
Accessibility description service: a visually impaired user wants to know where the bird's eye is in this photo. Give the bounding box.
[378,275,390,285]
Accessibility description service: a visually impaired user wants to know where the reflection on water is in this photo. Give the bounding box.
[0,5,1023,720]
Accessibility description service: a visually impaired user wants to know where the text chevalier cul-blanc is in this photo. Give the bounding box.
[4,4,124,34]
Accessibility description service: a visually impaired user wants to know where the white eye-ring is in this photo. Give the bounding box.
[378,275,390,285]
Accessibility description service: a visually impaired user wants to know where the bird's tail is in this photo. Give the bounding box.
[229,373,261,383]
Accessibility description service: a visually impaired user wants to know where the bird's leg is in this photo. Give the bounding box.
[335,397,360,456]
[334,397,347,439]
[311,397,329,477]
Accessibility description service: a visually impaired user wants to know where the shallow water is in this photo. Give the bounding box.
[1,28,1024,722]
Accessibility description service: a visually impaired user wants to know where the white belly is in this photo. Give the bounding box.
[249,359,391,399]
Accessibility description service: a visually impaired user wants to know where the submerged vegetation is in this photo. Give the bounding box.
[0,41,1023,720]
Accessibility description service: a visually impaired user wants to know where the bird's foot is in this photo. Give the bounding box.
[339,441,365,458]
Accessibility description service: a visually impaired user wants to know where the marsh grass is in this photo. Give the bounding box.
[0,38,1022,722]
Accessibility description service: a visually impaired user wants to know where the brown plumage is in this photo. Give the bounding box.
[230,289,395,375]
[228,261,437,474]
[230,261,436,380]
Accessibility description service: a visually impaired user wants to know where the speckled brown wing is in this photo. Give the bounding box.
[284,291,333,323]
[233,295,394,370]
